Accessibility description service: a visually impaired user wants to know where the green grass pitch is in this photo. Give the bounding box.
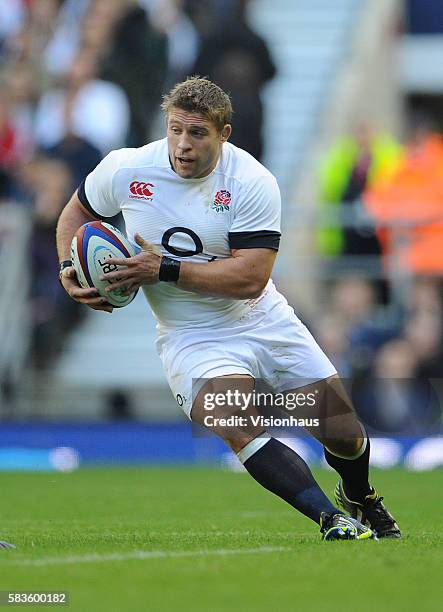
[0,467,441,611]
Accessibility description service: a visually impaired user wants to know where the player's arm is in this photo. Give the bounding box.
[56,192,114,312]
[57,150,123,312]
[101,234,277,300]
[178,248,277,298]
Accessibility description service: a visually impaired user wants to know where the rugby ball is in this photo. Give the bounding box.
[71,221,138,308]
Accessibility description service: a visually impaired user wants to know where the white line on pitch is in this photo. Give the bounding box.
[13,546,290,567]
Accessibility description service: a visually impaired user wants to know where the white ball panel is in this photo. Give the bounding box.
[86,236,135,307]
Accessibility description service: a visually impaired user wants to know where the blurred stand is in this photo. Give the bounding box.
[0,204,31,418]
[34,48,130,155]
[0,0,440,447]
[26,157,84,370]
[365,130,443,279]
[140,0,199,90]
[191,0,276,160]
[317,124,402,258]
[352,338,441,437]
[100,0,169,147]
[42,134,102,193]
[104,390,137,421]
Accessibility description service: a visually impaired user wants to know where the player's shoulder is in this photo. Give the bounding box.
[100,138,169,172]
[220,142,277,186]
[115,138,169,166]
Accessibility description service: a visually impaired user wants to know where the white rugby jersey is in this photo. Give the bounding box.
[78,138,281,331]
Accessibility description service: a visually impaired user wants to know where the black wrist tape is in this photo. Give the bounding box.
[59,260,72,272]
[159,257,181,282]
[58,260,72,285]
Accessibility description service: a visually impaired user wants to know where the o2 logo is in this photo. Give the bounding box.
[162,227,203,257]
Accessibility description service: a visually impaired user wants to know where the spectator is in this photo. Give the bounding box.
[191,0,276,160]
[34,48,130,155]
[7,0,61,83]
[80,0,126,61]
[364,130,443,276]
[100,0,168,147]
[3,62,37,159]
[404,309,443,380]
[141,0,200,89]
[0,0,26,61]
[43,0,91,79]
[0,84,28,200]
[28,157,83,368]
[330,277,377,325]
[184,0,227,38]
[42,134,102,194]
[353,338,440,436]
[406,277,442,317]
[317,124,402,257]
[314,278,399,378]
[0,90,22,167]
[312,314,351,378]
[104,390,137,421]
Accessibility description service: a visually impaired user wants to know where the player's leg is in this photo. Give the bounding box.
[259,302,400,539]
[293,375,371,501]
[292,374,400,538]
[158,329,373,540]
[191,375,373,539]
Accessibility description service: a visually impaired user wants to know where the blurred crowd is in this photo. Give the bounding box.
[313,120,443,435]
[317,119,443,277]
[0,0,275,368]
[1,1,441,433]
[312,276,442,435]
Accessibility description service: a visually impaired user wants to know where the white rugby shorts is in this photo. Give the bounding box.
[155,289,337,418]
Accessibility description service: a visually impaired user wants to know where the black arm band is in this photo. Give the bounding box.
[58,260,73,284]
[59,260,72,271]
[159,257,181,282]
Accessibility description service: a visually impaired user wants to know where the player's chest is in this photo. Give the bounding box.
[116,172,236,259]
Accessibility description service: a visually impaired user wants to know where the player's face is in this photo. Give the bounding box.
[167,109,231,179]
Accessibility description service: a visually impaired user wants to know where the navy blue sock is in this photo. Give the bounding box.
[241,438,338,524]
[324,438,372,503]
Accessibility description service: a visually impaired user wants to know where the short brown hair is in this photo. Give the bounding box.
[161,76,232,132]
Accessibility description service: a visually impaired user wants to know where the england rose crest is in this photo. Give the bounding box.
[212,190,231,212]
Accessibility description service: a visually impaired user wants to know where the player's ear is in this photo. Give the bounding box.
[220,124,232,143]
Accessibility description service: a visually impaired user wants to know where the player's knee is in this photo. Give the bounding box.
[224,435,258,454]
[325,436,365,459]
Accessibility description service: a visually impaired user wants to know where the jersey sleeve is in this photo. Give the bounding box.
[228,174,281,250]
[77,150,123,219]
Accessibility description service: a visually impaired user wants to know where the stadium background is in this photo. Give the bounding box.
[0,0,442,472]
[0,3,442,610]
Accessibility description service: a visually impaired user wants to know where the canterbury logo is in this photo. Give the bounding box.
[129,181,154,199]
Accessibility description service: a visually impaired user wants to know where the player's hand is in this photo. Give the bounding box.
[100,233,162,294]
[60,266,114,313]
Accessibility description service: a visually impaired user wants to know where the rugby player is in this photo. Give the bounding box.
[57,77,400,541]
